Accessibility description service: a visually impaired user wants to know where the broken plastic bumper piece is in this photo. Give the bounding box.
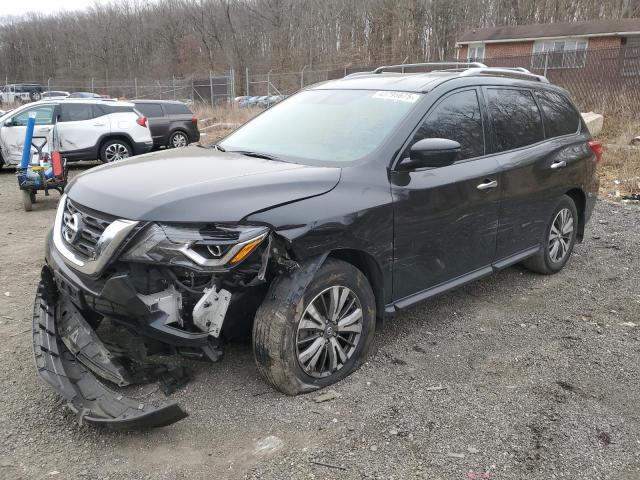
[32,276,188,430]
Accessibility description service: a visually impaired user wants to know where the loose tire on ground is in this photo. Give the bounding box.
[523,194,578,274]
[253,258,376,395]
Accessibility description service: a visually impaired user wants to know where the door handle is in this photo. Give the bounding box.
[39,127,51,132]
[477,179,498,190]
[93,123,106,126]
[551,160,567,169]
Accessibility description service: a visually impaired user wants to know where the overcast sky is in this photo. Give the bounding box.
[1,0,122,17]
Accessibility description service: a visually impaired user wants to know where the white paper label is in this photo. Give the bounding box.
[372,91,420,103]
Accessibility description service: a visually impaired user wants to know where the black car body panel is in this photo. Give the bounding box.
[133,100,200,147]
[34,68,600,428]
[66,146,341,222]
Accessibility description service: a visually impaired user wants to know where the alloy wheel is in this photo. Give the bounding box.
[171,133,188,148]
[296,286,363,378]
[549,208,574,263]
[105,143,130,162]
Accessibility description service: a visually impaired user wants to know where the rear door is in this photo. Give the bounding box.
[391,88,501,301]
[56,103,103,154]
[485,87,584,259]
[135,103,168,146]
[164,102,197,141]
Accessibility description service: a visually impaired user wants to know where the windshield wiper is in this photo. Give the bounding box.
[228,150,281,161]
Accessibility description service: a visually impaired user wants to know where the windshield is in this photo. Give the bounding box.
[220,89,421,165]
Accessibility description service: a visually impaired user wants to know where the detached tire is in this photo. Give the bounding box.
[253,258,376,395]
[523,194,578,274]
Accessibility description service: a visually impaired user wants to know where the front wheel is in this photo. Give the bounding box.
[523,195,578,274]
[99,139,132,163]
[253,258,376,395]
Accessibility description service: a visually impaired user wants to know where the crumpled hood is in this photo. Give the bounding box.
[66,146,341,222]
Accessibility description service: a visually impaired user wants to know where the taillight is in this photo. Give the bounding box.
[136,116,147,127]
[588,140,603,162]
[191,116,198,125]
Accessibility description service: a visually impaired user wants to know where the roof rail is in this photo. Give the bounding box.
[373,62,487,74]
[457,67,549,83]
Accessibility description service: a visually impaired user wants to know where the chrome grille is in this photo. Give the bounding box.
[62,199,116,259]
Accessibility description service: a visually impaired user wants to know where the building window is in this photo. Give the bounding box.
[532,39,588,69]
[467,44,485,62]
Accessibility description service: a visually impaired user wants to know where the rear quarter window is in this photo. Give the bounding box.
[164,103,192,115]
[486,88,544,152]
[60,103,94,122]
[535,90,580,138]
[135,103,164,118]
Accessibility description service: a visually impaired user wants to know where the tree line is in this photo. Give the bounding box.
[0,0,637,86]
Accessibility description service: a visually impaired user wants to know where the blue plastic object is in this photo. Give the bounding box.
[19,113,37,169]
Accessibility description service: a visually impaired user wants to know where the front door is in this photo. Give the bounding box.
[0,104,56,164]
[391,88,500,301]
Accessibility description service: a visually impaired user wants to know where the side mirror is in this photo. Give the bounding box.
[398,138,461,170]
[4,119,13,127]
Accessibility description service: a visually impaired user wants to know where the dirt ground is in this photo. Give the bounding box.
[0,163,639,480]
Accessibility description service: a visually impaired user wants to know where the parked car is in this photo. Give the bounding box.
[42,91,70,100]
[133,100,200,148]
[33,63,601,428]
[0,99,152,167]
[67,92,103,99]
[0,83,44,104]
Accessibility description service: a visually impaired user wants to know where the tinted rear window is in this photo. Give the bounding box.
[164,103,192,115]
[486,88,544,152]
[135,103,164,118]
[60,104,94,122]
[535,90,579,138]
[105,105,135,114]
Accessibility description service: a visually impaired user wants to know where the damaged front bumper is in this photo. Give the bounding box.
[32,271,188,430]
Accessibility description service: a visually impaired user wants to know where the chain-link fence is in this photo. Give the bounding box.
[14,72,236,105]
[483,45,640,114]
[242,45,640,114]
[6,45,639,114]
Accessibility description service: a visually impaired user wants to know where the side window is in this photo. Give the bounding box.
[12,105,56,126]
[135,103,164,117]
[486,88,544,152]
[59,104,94,122]
[535,90,579,138]
[105,106,135,114]
[407,89,484,161]
[164,103,192,115]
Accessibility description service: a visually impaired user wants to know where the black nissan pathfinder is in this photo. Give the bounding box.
[33,63,601,429]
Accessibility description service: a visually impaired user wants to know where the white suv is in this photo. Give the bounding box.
[0,99,153,167]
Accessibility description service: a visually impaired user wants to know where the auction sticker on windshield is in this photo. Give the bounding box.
[372,91,421,103]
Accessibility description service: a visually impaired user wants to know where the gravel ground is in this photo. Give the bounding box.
[0,164,639,480]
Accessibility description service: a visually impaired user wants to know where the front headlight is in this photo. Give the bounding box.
[120,223,269,271]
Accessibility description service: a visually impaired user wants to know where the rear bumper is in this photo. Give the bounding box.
[32,268,188,430]
[133,140,153,156]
